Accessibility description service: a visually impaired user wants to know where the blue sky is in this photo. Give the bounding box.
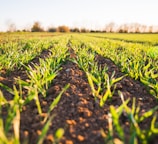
[0,0,158,31]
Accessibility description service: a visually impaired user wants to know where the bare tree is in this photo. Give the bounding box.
[80,28,89,33]
[57,25,70,32]
[148,26,153,33]
[105,22,116,32]
[48,26,57,32]
[8,23,16,32]
[118,24,128,33]
[31,22,44,32]
[70,27,80,32]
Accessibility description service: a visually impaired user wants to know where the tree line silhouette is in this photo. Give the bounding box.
[5,21,158,33]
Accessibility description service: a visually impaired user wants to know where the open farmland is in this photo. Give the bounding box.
[0,32,158,144]
[86,33,158,46]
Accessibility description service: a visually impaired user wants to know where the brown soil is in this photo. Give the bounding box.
[0,48,158,144]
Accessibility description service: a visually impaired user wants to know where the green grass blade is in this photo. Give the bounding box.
[0,83,14,95]
[0,118,9,144]
[37,115,55,144]
[138,106,158,122]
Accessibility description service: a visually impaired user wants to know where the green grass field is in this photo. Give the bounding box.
[0,32,158,144]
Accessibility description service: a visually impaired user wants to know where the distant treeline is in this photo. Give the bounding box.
[5,22,158,33]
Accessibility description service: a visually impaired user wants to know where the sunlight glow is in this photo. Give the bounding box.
[0,0,158,31]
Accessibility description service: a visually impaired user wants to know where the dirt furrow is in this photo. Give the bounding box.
[95,54,158,111]
[20,60,108,144]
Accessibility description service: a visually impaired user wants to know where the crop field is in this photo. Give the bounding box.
[0,32,158,144]
[86,33,158,46]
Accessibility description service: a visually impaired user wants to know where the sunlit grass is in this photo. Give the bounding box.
[0,32,158,143]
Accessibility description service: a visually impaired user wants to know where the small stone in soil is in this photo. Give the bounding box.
[77,135,85,141]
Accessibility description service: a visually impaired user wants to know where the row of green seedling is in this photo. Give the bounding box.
[0,36,70,144]
[69,38,126,107]
[0,83,69,144]
[0,35,68,74]
[102,91,158,144]
[84,33,158,46]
